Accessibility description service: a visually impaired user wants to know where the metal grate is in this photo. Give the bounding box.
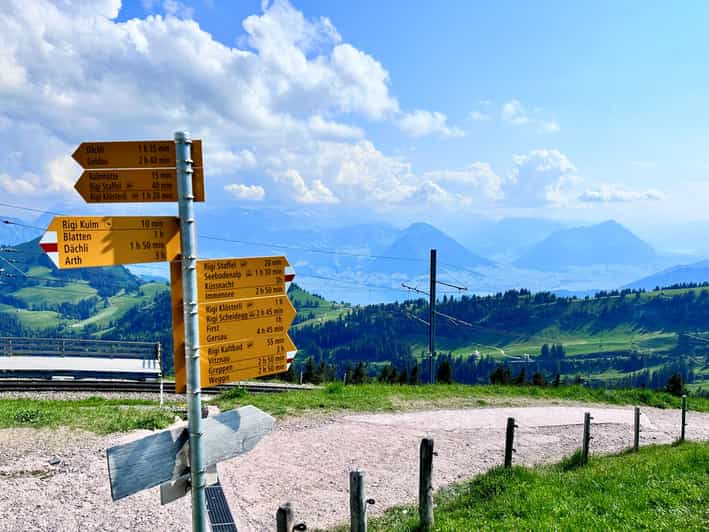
[206,481,237,532]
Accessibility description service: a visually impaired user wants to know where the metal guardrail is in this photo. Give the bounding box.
[0,336,159,359]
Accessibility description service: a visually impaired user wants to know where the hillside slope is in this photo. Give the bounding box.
[625,260,709,289]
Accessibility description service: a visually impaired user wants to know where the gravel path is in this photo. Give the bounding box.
[1,403,708,531]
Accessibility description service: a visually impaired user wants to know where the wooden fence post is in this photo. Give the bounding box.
[633,407,640,452]
[681,395,687,442]
[582,412,592,465]
[419,438,434,532]
[350,470,366,532]
[276,503,293,532]
[504,417,516,468]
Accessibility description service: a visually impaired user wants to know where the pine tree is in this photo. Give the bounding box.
[514,367,526,385]
[532,371,545,386]
[541,343,550,359]
[398,367,409,385]
[379,365,391,383]
[665,373,685,396]
[436,359,453,384]
[303,356,315,384]
[352,362,366,385]
[409,365,420,385]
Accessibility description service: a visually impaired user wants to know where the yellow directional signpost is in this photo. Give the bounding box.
[173,256,296,393]
[197,256,289,301]
[72,139,204,203]
[39,216,180,269]
[40,133,296,532]
[74,167,205,203]
[72,139,203,169]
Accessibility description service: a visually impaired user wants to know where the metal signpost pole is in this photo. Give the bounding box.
[175,131,207,531]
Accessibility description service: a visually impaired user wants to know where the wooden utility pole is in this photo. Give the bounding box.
[429,249,436,384]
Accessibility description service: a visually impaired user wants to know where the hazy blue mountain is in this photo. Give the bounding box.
[366,222,493,275]
[514,220,657,271]
[458,217,566,262]
[624,260,709,290]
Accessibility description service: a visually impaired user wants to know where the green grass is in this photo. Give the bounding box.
[0,397,177,434]
[214,383,709,418]
[12,283,97,306]
[289,284,351,329]
[356,442,709,531]
[3,308,62,328]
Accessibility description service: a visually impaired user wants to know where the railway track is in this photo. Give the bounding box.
[0,378,317,395]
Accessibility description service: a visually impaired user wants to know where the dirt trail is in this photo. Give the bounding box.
[1,404,708,531]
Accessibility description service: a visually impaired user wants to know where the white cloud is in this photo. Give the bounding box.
[0,0,405,203]
[502,100,530,125]
[208,148,257,175]
[469,111,491,121]
[277,169,339,204]
[505,149,581,205]
[224,183,266,201]
[578,184,664,203]
[502,99,559,133]
[398,110,465,138]
[0,173,40,195]
[308,115,363,139]
[162,0,194,19]
[423,162,503,201]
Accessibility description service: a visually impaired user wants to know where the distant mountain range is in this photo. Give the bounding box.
[514,220,657,271]
[366,222,493,276]
[624,260,709,290]
[457,217,566,262]
[3,205,706,301]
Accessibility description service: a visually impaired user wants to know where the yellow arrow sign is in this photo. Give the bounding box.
[200,295,296,345]
[197,256,290,302]
[74,167,205,203]
[202,352,288,387]
[39,216,180,269]
[200,335,295,386]
[172,261,298,393]
[72,139,203,169]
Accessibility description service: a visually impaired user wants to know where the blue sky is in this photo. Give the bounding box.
[2,0,709,243]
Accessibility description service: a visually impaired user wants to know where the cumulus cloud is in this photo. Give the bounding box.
[423,162,504,201]
[398,110,465,138]
[224,183,266,201]
[0,0,403,202]
[208,148,257,175]
[505,149,581,205]
[276,169,339,204]
[308,115,363,139]
[578,184,664,203]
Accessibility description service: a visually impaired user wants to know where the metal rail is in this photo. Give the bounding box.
[0,378,317,395]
